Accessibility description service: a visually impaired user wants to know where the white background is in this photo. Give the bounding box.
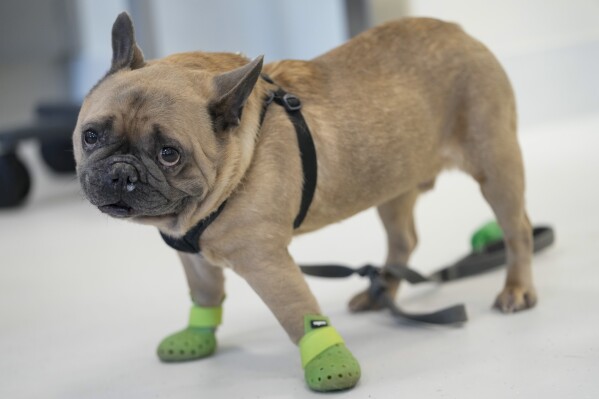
[1,1,598,398]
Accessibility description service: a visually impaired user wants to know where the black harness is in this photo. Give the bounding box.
[160,75,317,253]
[160,201,227,254]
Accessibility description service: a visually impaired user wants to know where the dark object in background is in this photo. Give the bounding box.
[40,137,77,173]
[0,103,80,208]
[0,152,31,207]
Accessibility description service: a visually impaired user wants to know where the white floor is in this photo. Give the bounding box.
[1,115,598,399]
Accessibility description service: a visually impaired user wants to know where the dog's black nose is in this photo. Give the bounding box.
[108,163,138,191]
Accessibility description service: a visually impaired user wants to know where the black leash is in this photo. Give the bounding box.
[300,226,555,325]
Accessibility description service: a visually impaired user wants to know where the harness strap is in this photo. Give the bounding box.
[160,201,227,254]
[159,75,317,253]
[268,87,317,229]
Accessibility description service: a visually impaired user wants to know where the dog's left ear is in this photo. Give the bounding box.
[209,56,264,132]
[109,12,145,74]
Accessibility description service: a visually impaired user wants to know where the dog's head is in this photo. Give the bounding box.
[73,13,263,231]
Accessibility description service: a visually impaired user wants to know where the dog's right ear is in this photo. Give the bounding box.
[109,12,145,74]
[209,56,264,132]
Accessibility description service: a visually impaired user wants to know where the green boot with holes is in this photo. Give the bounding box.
[157,303,221,362]
[300,315,361,391]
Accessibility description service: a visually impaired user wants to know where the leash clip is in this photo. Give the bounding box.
[356,265,388,304]
[356,264,379,277]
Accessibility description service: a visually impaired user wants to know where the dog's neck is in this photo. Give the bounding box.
[154,74,318,243]
[151,78,273,237]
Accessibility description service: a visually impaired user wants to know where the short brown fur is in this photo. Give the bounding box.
[74,17,535,348]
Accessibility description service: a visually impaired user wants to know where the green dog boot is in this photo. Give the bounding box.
[157,303,222,362]
[300,315,361,392]
[471,221,504,252]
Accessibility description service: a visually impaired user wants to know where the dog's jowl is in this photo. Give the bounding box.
[73,12,535,392]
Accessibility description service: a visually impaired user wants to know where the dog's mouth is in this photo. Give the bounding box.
[98,200,134,218]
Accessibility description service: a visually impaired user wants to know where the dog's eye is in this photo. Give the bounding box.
[83,129,98,146]
[159,147,180,166]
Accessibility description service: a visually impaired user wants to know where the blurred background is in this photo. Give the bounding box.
[1,0,598,206]
[1,1,598,398]
[2,0,599,128]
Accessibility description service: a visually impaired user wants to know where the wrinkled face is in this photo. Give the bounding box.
[74,67,218,221]
[73,12,263,228]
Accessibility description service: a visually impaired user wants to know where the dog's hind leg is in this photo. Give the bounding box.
[471,150,536,312]
[348,189,420,312]
[459,73,536,312]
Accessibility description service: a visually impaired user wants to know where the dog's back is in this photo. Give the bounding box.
[262,18,516,230]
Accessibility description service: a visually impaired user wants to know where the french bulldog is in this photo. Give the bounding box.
[73,12,536,391]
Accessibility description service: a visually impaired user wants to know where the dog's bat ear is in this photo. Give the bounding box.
[209,55,264,132]
[109,12,145,73]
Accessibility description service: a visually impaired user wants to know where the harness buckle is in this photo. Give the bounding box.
[264,91,275,105]
[282,93,302,112]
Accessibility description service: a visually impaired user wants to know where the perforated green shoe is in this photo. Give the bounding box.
[300,315,361,391]
[157,303,222,362]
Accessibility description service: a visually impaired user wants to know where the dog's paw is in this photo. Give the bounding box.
[305,343,361,392]
[348,291,385,312]
[157,327,217,362]
[494,285,537,313]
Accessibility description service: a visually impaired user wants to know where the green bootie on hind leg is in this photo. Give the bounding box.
[157,304,221,362]
[300,315,361,392]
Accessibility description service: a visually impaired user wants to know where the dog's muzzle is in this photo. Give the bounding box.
[82,155,148,218]
[108,161,138,193]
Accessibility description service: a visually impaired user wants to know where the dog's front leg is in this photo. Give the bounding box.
[231,248,319,342]
[156,253,224,362]
[179,252,225,308]
[229,247,361,391]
